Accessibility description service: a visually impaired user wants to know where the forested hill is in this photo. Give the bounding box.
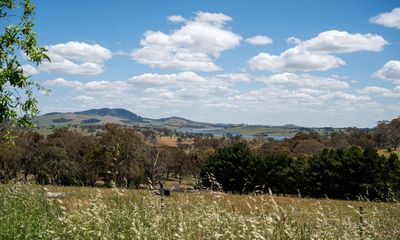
[74,108,144,122]
[37,108,212,129]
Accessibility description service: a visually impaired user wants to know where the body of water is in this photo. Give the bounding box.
[177,127,291,140]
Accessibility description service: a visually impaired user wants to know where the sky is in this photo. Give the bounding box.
[19,0,400,127]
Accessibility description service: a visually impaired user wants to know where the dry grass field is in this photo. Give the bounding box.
[378,148,400,158]
[156,136,193,147]
[1,183,399,239]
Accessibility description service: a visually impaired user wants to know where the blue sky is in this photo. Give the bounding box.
[22,0,400,127]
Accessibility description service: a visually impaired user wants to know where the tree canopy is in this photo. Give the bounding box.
[0,0,48,139]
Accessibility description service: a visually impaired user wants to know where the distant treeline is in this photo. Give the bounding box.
[0,118,400,201]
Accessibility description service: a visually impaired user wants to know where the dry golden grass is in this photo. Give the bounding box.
[2,184,399,239]
[156,136,193,147]
[378,148,400,158]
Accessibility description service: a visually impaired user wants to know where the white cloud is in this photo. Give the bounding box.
[46,41,112,63]
[287,37,301,45]
[22,64,39,75]
[373,60,400,84]
[249,30,387,72]
[195,12,232,26]
[245,35,273,45]
[168,15,186,23]
[46,78,83,88]
[128,71,205,86]
[249,51,345,72]
[128,71,238,98]
[370,8,400,29]
[40,60,104,75]
[359,86,390,94]
[359,86,400,97]
[299,30,387,53]
[132,12,241,72]
[43,71,386,125]
[214,73,251,83]
[258,73,350,89]
[33,41,112,75]
[46,78,129,91]
[230,87,378,113]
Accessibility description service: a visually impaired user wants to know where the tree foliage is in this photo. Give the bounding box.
[0,0,48,138]
[201,143,400,200]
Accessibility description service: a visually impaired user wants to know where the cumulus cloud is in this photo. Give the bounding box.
[249,51,345,72]
[358,86,400,97]
[258,73,350,89]
[132,12,241,72]
[298,30,386,53]
[373,60,400,84]
[128,71,205,86]
[370,8,400,29]
[195,12,232,26]
[46,41,112,63]
[168,15,186,23]
[46,78,129,91]
[40,60,104,75]
[27,42,112,75]
[128,71,238,98]
[249,30,387,72]
[245,35,273,45]
[230,86,378,113]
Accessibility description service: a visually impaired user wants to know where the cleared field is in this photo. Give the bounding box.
[378,148,400,158]
[157,136,193,147]
[1,184,399,239]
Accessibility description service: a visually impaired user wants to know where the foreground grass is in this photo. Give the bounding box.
[1,184,399,239]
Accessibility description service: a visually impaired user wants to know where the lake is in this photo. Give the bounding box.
[177,127,291,140]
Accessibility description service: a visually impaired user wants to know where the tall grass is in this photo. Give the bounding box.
[1,183,399,239]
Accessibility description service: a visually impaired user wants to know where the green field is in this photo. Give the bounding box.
[1,183,399,239]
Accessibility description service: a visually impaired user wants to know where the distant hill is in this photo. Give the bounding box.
[35,108,212,130]
[34,108,345,137]
[145,116,211,128]
[75,108,143,122]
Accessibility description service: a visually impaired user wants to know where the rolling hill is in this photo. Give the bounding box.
[34,108,344,137]
[35,108,212,129]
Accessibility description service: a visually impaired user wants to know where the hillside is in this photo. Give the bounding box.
[74,108,143,122]
[35,108,344,137]
[35,108,213,130]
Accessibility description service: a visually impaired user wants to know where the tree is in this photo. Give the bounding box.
[201,142,255,193]
[98,124,146,188]
[0,0,48,139]
[16,131,43,180]
[373,118,400,149]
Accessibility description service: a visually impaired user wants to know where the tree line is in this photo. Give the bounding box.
[1,118,400,200]
[201,142,400,200]
[0,124,205,188]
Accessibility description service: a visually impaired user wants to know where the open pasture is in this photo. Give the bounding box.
[1,184,399,239]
